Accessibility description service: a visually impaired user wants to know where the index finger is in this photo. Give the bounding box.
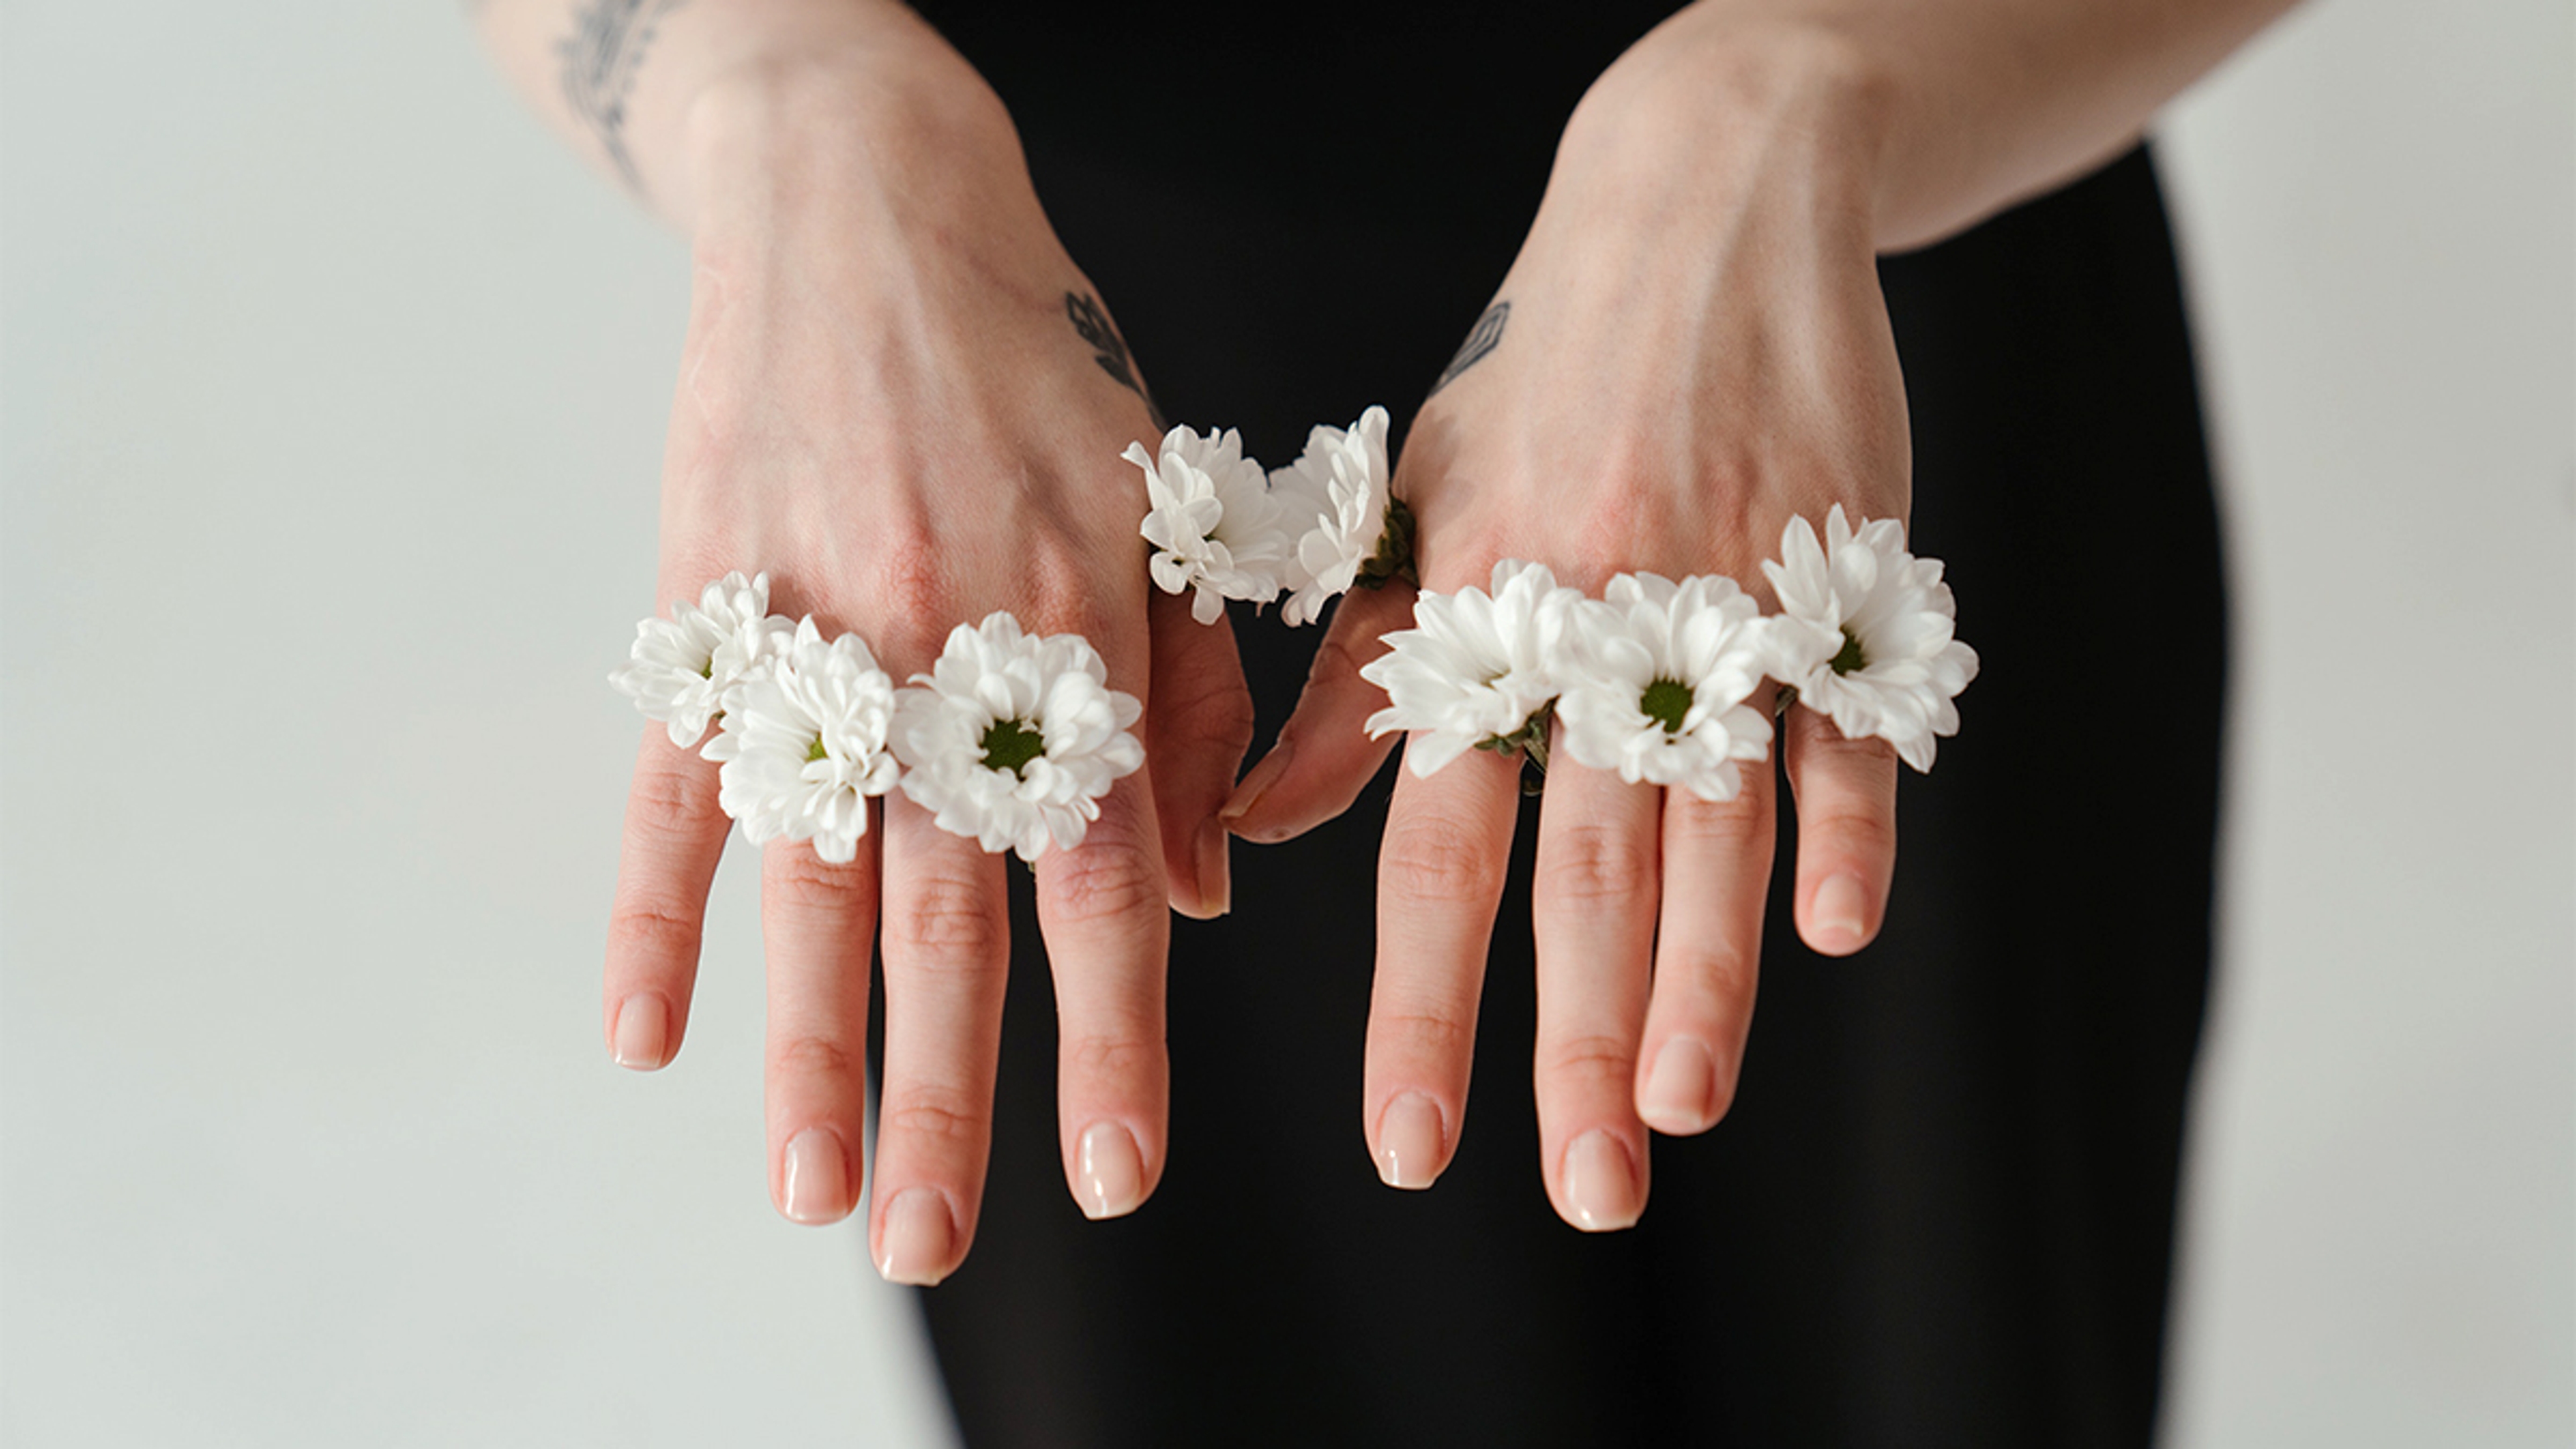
[602,724,733,1069]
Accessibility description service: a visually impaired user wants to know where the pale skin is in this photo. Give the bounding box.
[479,0,2293,1277]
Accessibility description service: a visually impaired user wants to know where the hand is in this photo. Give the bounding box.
[1223,23,1906,1229]
[599,66,1252,1282]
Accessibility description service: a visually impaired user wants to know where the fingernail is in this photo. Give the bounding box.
[875,1188,955,1287]
[781,1128,851,1225]
[1562,1130,1641,1232]
[1812,872,1870,949]
[1639,1039,1717,1134]
[1219,736,1295,826]
[611,994,667,1070]
[1375,1092,1447,1189]
[1076,1121,1145,1220]
[1193,816,1231,918]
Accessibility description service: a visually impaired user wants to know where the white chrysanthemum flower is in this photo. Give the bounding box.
[1554,573,1775,802]
[891,613,1145,861]
[1360,559,1585,777]
[610,571,794,749]
[709,618,901,865]
[1128,425,1291,625]
[1760,504,1980,772]
[1271,405,1394,627]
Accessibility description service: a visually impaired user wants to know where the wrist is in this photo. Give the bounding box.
[674,46,1041,252]
[1548,15,1892,250]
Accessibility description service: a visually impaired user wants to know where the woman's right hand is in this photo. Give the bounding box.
[600,54,1252,1286]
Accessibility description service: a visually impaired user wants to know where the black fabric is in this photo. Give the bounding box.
[906,12,2225,1446]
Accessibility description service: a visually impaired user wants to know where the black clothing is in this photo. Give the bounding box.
[909,8,2226,1446]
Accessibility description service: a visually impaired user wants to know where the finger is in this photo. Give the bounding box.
[1219,580,1415,845]
[1529,755,1660,1232]
[1782,704,1899,956]
[869,794,1011,1284]
[1145,588,1256,919]
[759,831,881,1228]
[1635,752,1776,1136]
[1032,767,1171,1220]
[1361,740,1521,1191]
[602,726,732,1071]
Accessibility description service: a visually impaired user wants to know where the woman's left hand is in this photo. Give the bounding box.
[1223,18,1913,1229]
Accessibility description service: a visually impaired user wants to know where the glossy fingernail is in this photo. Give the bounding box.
[1076,1121,1145,1220]
[1639,1038,1717,1134]
[1562,1130,1641,1232]
[875,1189,955,1287]
[1811,872,1870,951]
[1375,1092,1447,1189]
[781,1128,851,1225]
[1192,816,1231,918]
[610,994,667,1071]
[1219,736,1295,827]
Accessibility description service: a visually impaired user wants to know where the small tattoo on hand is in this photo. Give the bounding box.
[1066,290,1167,431]
[1428,300,1509,398]
[559,0,687,193]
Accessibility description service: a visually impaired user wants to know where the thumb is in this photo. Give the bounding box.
[1220,579,1414,845]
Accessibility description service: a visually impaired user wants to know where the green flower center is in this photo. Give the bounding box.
[980,718,1046,777]
[698,658,715,680]
[806,736,830,764]
[1640,678,1694,733]
[1830,627,1868,676]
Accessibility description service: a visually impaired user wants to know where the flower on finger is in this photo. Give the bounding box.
[1271,405,1403,626]
[1128,424,1291,625]
[709,617,902,865]
[1360,559,1585,777]
[892,612,1145,861]
[610,570,794,749]
[1761,504,1980,772]
[1556,573,1776,802]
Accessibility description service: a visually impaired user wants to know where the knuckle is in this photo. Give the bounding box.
[879,1088,985,1150]
[1379,815,1504,900]
[606,900,699,963]
[1539,1031,1638,1091]
[1373,1007,1473,1063]
[1536,822,1656,904]
[626,760,716,845]
[887,873,1002,957]
[765,848,865,915]
[1067,1031,1163,1082]
[1309,625,1386,692]
[862,538,957,663]
[1801,802,1896,861]
[771,1032,861,1083]
[1665,786,1768,848]
[1042,837,1164,926]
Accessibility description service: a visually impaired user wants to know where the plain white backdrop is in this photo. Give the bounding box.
[1,1,2567,1444]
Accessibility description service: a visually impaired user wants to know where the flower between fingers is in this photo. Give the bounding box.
[710,616,902,865]
[610,570,793,749]
[1761,504,1979,772]
[1556,572,1774,801]
[1129,424,1291,625]
[1361,559,1585,778]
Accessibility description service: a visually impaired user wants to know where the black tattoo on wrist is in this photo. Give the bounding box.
[559,0,687,193]
[1428,300,1509,398]
[1067,290,1167,431]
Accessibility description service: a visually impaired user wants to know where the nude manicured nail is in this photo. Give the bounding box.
[780,1128,851,1225]
[1639,1038,1717,1134]
[1076,1121,1145,1220]
[876,1189,955,1287]
[1375,1093,1447,1189]
[1811,872,1871,949]
[1193,816,1232,918]
[1219,737,1295,826]
[610,994,667,1070]
[1562,1130,1641,1232]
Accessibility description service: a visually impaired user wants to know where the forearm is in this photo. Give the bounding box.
[474,0,1023,237]
[1580,0,2299,251]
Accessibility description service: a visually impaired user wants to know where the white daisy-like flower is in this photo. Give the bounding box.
[891,613,1145,861]
[610,570,794,749]
[1128,425,1291,625]
[1270,405,1395,627]
[1760,504,1980,772]
[1360,559,1585,778]
[709,618,901,865]
[1555,573,1776,801]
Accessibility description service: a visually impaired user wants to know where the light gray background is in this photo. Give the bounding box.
[2,1,2567,1444]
